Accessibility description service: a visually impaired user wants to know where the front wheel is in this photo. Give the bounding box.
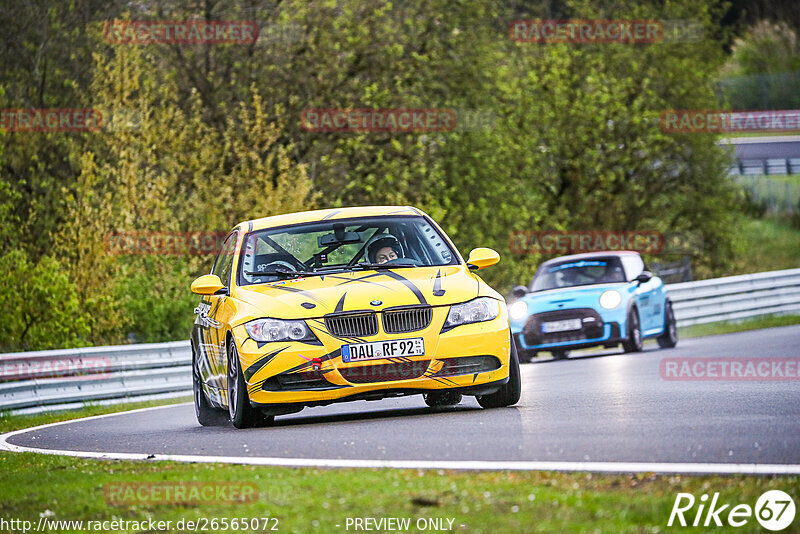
[227,339,273,429]
[657,301,678,348]
[513,337,536,363]
[477,337,521,409]
[622,308,644,353]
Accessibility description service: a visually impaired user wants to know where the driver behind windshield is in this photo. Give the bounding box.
[366,234,404,264]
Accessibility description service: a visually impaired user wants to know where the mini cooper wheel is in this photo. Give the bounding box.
[227,339,272,429]
[622,307,644,353]
[193,346,227,426]
[657,301,678,348]
[424,391,463,407]
[513,337,536,363]
[477,337,522,409]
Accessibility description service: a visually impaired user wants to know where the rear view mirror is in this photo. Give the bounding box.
[318,232,361,246]
[191,274,226,295]
[512,285,528,298]
[466,247,500,269]
[635,271,653,284]
[318,223,362,246]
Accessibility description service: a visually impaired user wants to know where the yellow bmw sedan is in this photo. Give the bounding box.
[190,206,520,428]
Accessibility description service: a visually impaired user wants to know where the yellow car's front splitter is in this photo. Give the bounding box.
[233,313,512,407]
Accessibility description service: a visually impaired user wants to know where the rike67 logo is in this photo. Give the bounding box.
[669,490,795,531]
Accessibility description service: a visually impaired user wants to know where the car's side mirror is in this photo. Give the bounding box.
[635,271,653,285]
[191,274,226,295]
[466,247,500,270]
[512,285,528,298]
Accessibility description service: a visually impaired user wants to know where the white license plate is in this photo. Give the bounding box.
[542,319,582,333]
[342,338,425,362]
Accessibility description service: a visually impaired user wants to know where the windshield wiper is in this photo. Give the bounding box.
[245,269,314,280]
[354,262,418,270]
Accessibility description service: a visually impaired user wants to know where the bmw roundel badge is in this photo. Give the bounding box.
[370,300,382,306]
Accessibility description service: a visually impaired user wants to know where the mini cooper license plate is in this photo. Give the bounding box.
[542,319,582,333]
[342,338,425,362]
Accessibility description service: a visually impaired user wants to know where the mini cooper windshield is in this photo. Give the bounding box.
[238,216,458,285]
[530,256,627,291]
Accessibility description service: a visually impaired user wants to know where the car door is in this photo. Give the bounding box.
[195,231,238,396]
[621,254,658,332]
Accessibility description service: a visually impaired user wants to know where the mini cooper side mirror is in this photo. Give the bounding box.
[635,271,653,285]
[191,274,226,295]
[512,285,528,298]
[466,247,500,270]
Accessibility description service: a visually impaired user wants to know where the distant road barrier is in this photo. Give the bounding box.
[667,268,800,327]
[0,341,190,415]
[2,269,800,414]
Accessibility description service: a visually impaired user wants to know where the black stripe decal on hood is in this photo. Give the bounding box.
[243,346,288,381]
[377,270,428,305]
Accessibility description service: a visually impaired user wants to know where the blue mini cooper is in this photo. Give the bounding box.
[508,251,677,361]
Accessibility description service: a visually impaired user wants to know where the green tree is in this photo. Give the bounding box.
[0,249,90,351]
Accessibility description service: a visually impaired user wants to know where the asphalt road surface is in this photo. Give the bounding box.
[6,326,800,468]
[722,136,800,160]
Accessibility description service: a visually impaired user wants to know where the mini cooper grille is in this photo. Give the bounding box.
[383,307,433,334]
[325,312,378,337]
[340,360,430,383]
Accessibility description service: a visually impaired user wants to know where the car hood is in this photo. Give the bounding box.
[522,283,630,312]
[234,265,494,319]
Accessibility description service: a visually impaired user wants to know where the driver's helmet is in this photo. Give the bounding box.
[365,233,404,263]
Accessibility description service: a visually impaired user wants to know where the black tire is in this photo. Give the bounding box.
[424,391,463,407]
[622,307,644,353]
[227,339,272,429]
[193,347,228,426]
[551,350,569,360]
[477,336,522,409]
[657,301,678,348]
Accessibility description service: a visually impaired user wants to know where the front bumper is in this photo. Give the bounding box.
[513,307,623,350]
[234,305,512,406]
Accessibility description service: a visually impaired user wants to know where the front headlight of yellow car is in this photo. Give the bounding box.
[599,290,622,310]
[444,297,501,328]
[244,318,316,342]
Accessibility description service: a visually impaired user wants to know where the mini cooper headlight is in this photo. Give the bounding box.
[444,297,501,328]
[244,318,315,342]
[599,290,622,310]
[509,300,528,321]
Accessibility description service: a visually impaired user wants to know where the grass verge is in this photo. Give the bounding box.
[0,448,797,533]
[731,216,800,274]
[678,314,800,339]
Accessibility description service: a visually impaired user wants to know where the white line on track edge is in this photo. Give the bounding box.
[2,403,800,475]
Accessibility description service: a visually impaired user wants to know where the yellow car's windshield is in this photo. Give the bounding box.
[237,216,458,285]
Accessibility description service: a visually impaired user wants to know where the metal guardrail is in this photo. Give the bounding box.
[667,268,800,327]
[728,158,800,176]
[0,341,191,415]
[2,268,800,414]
